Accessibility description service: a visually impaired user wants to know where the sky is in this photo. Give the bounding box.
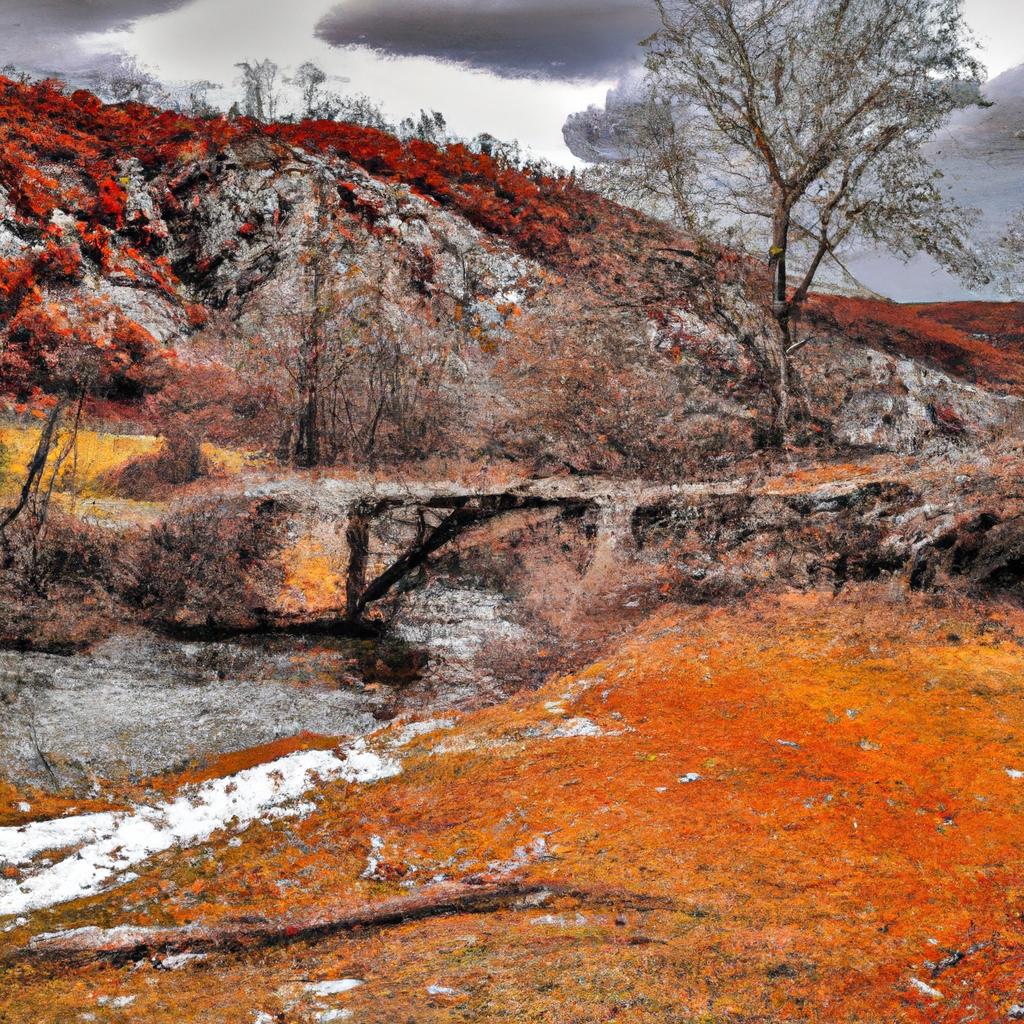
[0,0,1020,301]
[0,0,1020,166]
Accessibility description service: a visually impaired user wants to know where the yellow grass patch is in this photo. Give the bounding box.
[280,535,347,613]
[0,423,261,503]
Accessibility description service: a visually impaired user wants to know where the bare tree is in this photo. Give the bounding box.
[333,93,394,132]
[96,55,170,107]
[235,59,280,122]
[293,174,331,467]
[291,61,327,119]
[997,209,1024,294]
[181,79,220,118]
[237,174,457,469]
[399,110,450,146]
[620,0,989,442]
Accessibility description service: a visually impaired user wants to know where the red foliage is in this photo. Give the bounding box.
[96,176,128,227]
[808,294,1024,395]
[0,74,605,272]
[268,120,584,259]
[34,241,84,284]
[930,402,967,433]
[0,75,683,318]
[907,301,1024,348]
[2,289,154,401]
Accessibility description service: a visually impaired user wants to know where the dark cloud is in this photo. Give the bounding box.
[0,1,185,77]
[316,0,658,80]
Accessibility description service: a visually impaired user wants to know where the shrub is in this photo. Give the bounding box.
[101,425,209,498]
[0,507,123,598]
[125,497,286,630]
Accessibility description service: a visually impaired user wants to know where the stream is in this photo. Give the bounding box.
[0,583,525,793]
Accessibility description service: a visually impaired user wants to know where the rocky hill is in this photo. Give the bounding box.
[2,75,1022,471]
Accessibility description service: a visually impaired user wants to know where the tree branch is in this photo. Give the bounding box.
[13,879,673,968]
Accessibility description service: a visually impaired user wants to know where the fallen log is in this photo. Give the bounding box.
[12,878,670,968]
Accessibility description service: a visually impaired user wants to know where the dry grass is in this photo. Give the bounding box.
[0,422,261,502]
[4,587,1024,1022]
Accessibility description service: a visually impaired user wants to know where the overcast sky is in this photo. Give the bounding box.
[1,0,1020,166]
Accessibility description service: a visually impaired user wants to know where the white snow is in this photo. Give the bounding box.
[0,811,122,866]
[157,952,208,970]
[96,996,136,1008]
[909,978,943,1000]
[360,835,385,880]
[678,773,702,784]
[391,719,454,746]
[318,1012,352,1023]
[0,743,399,916]
[31,924,165,950]
[1006,768,1024,780]
[548,718,603,738]
[305,980,363,996]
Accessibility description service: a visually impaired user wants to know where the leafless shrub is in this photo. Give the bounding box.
[125,498,286,630]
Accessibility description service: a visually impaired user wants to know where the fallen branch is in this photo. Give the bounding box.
[13,879,670,968]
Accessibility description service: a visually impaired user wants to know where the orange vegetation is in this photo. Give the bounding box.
[3,587,1024,1021]
[909,302,1024,347]
[808,295,1024,395]
[0,781,127,830]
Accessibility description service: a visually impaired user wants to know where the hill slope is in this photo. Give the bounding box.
[2,76,1023,472]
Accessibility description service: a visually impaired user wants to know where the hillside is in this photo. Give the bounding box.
[3,78,1024,1024]
[5,591,1024,1022]
[3,75,1022,470]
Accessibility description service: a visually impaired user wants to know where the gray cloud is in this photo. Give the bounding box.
[316,0,658,81]
[0,1,186,77]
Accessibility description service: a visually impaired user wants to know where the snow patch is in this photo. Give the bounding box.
[96,996,136,1009]
[305,980,363,996]
[391,719,455,746]
[909,978,943,1000]
[360,835,385,880]
[0,811,121,865]
[157,952,208,970]
[0,744,400,915]
[548,717,603,738]
[1006,768,1024,780]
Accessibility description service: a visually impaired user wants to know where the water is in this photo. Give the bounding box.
[0,633,423,792]
[0,579,529,793]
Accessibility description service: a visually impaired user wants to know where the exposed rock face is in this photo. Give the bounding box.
[634,467,1024,602]
[799,337,1024,451]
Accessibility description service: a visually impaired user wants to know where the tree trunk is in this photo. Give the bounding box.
[295,382,319,468]
[0,397,67,534]
[767,313,792,446]
[293,178,330,468]
[344,504,373,621]
[13,880,671,968]
[767,208,792,447]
